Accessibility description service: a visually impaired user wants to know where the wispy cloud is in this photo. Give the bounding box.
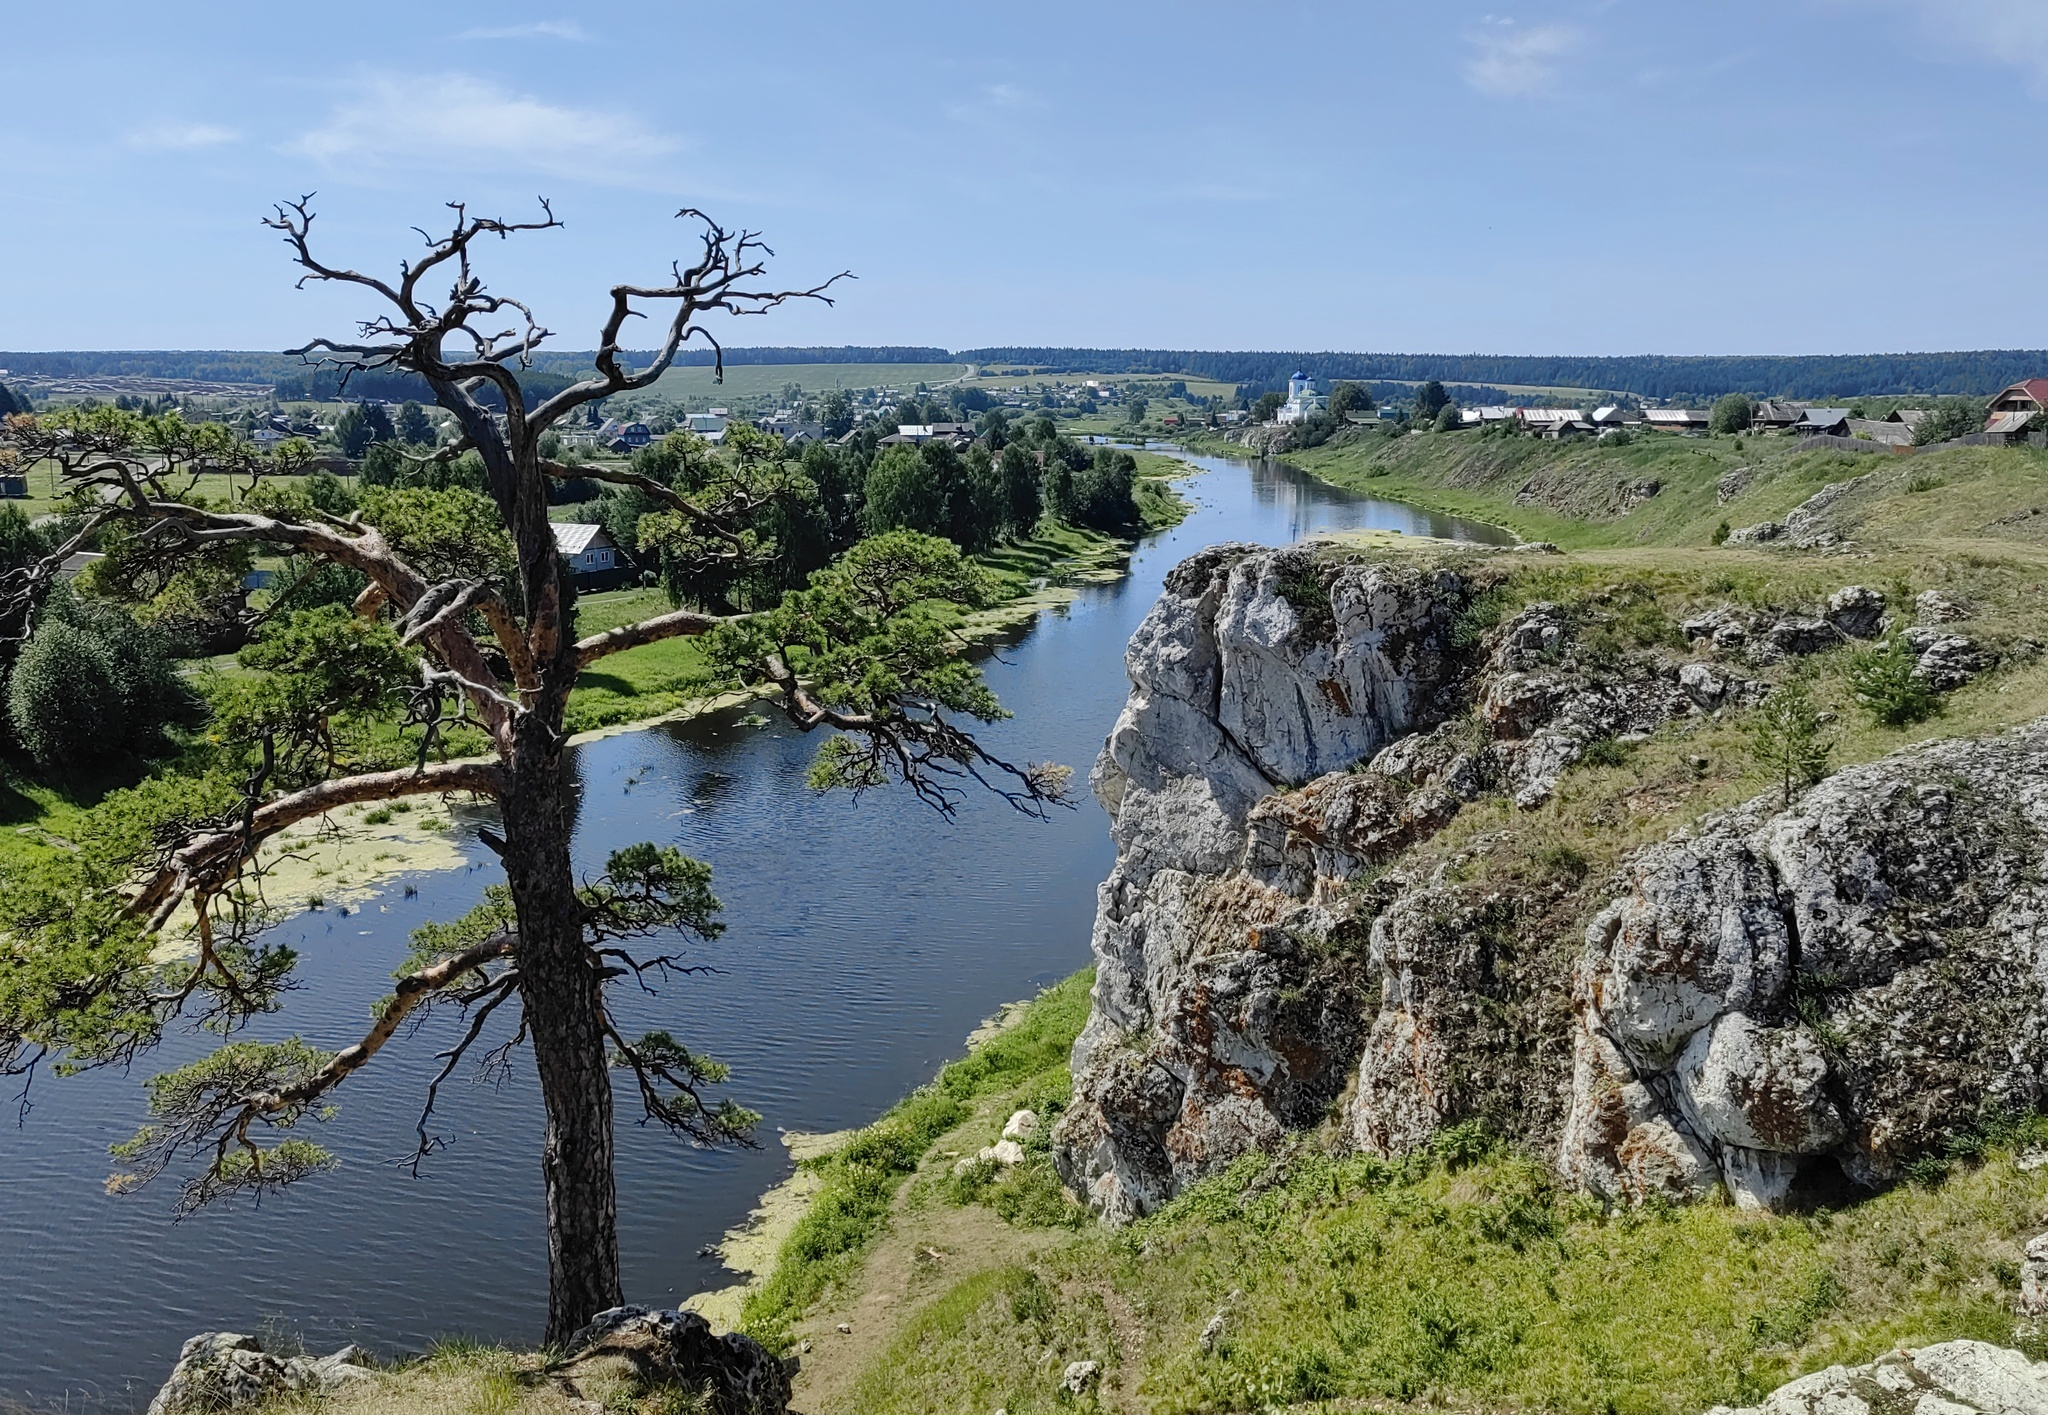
[457,20,590,42]
[128,122,238,151]
[1846,0,2048,90]
[946,81,1043,123]
[290,73,678,184]
[1464,17,1581,99]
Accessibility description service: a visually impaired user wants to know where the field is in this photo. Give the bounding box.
[639,362,968,405]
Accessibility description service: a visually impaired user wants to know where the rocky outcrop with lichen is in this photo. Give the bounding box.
[1704,1339,2048,1415]
[1561,722,2048,1209]
[1053,543,2041,1223]
[1053,545,1740,1219]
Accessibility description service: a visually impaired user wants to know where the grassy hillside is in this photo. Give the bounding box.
[1202,424,2048,554]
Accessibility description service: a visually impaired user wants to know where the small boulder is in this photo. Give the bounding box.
[1062,1359,1102,1396]
[1725,521,1783,545]
[2020,1233,2048,1319]
[1199,1312,1228,1353]
[1902,627,1985,690]
[1682,608,1750,650]
[1678,661,1726,709]
[1766,615,1842,655]
[559,1306,791,1415]
[1000,1109,1040,1142]
[1917,589,1973,624]
[984,1139,1027,1166]
[1825,585,1886,639]
[147,1334,373,1415]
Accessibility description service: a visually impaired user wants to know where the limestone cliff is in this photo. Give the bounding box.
[1053,542,2043,1222]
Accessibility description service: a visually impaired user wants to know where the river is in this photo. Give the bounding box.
[0,450,1507,1409]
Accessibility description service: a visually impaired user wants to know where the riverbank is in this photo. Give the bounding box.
[1182,425,2048,554]
[0,470,1196,904]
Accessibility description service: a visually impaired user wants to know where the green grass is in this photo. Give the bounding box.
[739,969,1094,1348]
[846,1134,2048,1415]
[562,587,719,734]
[1202,424,2048,554]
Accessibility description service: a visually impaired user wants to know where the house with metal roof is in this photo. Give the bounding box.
[552,522,635,590]
[1984,411,2036,443]
[1641,408,1710,432]
[1988,379,2048,419]
[1795,408,1853,437]
[1846,418,1914,447]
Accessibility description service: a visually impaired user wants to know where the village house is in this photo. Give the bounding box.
[1795,408,1853,437]
[1458,405,1517,426]
[1590,405,1640,427]
[1987,379,2048,420]
[879,422,974,448]
[1515,408,1585,433]
[1750,400,1805,432]
[1846,418,1915,447]
[1984,411,2036,443]
[552,522,635,591]
[1641,408,1710,433]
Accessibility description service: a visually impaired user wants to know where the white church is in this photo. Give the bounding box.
[1275,370,1327,424]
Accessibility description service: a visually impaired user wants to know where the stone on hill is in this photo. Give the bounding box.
[1702,1340,2048,1415]
[1563,719,2048,1208]
[1918,590,1974,624]
[1001,1109,1040,1141]
[558,1306,792,1415]
[2020,1233,2048,1320]
[146,1333,372,1414]
[1062,1359,1102,1395]
[1826,584,1887,639]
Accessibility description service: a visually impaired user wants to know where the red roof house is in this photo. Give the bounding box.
[1987,379,2048,423]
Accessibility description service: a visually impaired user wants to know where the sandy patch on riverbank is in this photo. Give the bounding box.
[682,1128,853,1331]
[678,989,1042,1333]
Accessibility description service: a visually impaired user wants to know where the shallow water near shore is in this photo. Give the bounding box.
[0,452,1507,1409]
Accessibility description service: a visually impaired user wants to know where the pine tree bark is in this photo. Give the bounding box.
[504,710,622,1346]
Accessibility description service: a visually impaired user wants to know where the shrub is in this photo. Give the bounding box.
[8,588,194,772]
[1912,397,1987,447]
[1847,636,1942,727]
[8,622,120,771]
[1712,520,1731,545]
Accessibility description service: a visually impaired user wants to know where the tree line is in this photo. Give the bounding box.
[958,348,2048,400]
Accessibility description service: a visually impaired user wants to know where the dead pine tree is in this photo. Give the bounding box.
[0,198,1068,1345]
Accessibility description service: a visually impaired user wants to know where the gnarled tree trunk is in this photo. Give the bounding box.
[503,712,622,1345]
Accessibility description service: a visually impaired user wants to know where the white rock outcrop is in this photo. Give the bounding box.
[1563,721,2048,1207]
[1055,545,2047,1221]
[1704,1340,2048,1415]
[146,1334,372,1415]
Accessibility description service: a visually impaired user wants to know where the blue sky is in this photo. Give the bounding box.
[2,0,2042,355]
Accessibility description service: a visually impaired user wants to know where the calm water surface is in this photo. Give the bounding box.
[0,452,1506,1408]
